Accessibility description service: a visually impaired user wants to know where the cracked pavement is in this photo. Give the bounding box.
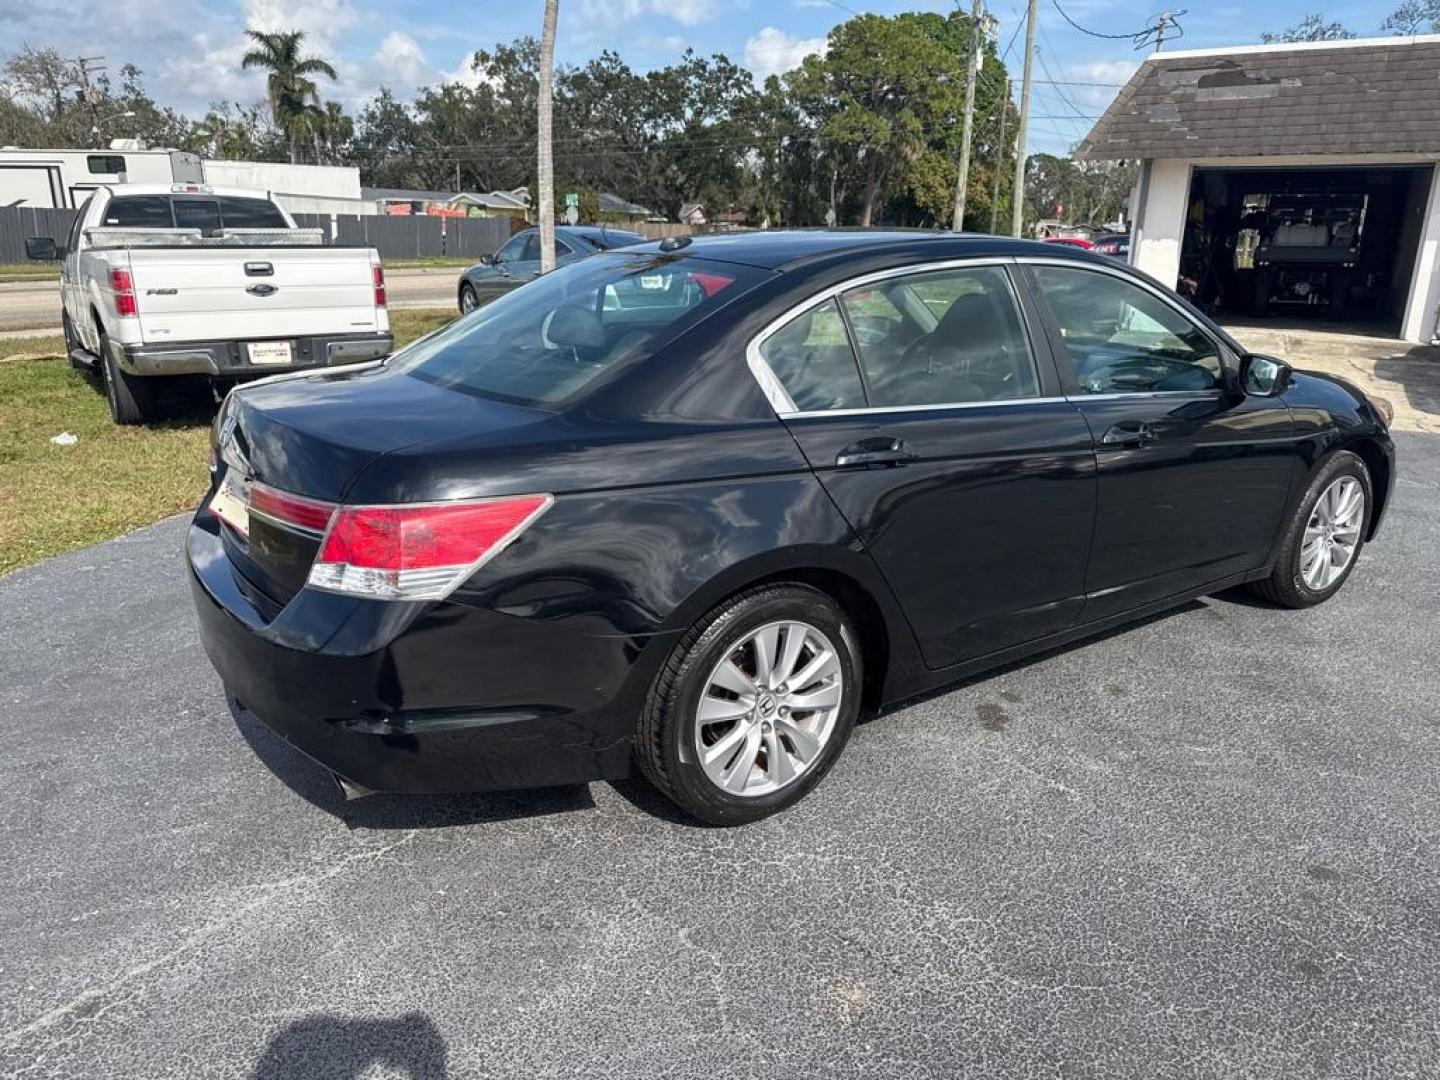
[1,433,1437,1079]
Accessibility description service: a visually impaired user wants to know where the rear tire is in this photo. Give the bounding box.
[635,584,862,826]
[99,330,160,425]
[1249,450,1372,609]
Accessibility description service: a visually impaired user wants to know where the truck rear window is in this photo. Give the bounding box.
[100,195,288,230]
[394,253,770,406]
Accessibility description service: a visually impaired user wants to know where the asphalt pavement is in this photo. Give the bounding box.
[1,433,1437,1079]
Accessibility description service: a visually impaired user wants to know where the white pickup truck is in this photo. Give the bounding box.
[27,183,392,423]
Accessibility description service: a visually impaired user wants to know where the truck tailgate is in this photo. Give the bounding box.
[128,247,382,343]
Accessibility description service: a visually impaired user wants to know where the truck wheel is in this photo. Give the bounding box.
[98,331,160,425]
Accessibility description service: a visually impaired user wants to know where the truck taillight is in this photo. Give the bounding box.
[373,265,387,308]
[307,494,552,601]
[111,269,137,317]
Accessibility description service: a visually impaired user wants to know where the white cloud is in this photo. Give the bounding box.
[372,31,432,89]
[1059,59,1138,112]
[242,0,358,53]
[743,26,826,82]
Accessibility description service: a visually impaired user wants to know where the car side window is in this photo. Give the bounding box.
[1031,265,1223,394]
[758,299,866,412]
[495,234,528,264]
[840,266,1039,407]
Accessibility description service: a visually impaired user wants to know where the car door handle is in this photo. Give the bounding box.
[1099,421,1157,449]
[835,437,915,468]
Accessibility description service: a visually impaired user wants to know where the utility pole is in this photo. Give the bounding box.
[990,78,1009,234]
[1009,0,1037,238]
[950,0,985,232]
[536,0,560,273]
[75,56,107,149]
[1152,9,1181,51]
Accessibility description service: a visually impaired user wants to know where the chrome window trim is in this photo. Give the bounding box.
[1016,255,1238,400]
[782,396,1072,420]
[744,256,1039,420]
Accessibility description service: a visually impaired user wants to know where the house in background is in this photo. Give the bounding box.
[362,186,531,222]
[1080,34,1440,344]
[598,192,661,223]
[679,202,707,227]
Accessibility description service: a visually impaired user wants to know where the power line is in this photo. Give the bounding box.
[1050,0,1186,50]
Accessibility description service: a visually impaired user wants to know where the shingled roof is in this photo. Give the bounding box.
[1079,35,1440,161]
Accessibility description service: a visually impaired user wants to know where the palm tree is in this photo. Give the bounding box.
[241,30,338,164]
[536,0,560,272]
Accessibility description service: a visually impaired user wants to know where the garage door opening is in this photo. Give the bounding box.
[1177,165,1433,336]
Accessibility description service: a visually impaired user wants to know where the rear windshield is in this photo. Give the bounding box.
[394,253,770,406]
[101,195,287,229]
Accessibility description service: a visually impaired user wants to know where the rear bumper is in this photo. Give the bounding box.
[187,516,655,794]
[120,332,393,378]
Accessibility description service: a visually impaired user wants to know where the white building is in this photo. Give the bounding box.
[1080,35,1440,344]
[0,143,367,216]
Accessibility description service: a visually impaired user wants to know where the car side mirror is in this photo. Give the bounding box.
[1240,353,1292,396]
[25,236,59,261]
[479,253,495,266]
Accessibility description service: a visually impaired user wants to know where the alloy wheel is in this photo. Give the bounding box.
[693,620,844,798]
[1301,476,1365,590]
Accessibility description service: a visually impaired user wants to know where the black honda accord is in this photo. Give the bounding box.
[189,230,1396,824]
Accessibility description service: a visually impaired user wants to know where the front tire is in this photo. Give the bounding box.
[636,584,862,826]
[99,331,160,425]
[459,283,479,314]
[1250,450,1372,608]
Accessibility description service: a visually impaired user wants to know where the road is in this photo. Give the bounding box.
[1,433,1436,1079]
[0,267,461,334]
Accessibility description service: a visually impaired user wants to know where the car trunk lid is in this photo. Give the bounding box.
[211,363,551,606]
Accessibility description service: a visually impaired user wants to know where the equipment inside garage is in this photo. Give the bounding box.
[1177,166,1434,332]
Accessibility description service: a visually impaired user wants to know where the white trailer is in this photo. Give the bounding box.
[0,145,203,209]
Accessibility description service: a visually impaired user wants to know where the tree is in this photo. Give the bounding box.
[1260,14,1357,42]
[1381,0,1440,33]
[537,0,560,272]
[241,30,339,164]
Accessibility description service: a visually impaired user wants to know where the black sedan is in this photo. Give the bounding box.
[457,225,646,313]
[190,230,1396,825]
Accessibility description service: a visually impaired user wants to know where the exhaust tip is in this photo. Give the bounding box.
[333,772,375,801]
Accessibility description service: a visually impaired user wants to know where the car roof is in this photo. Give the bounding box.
[615,229,1087,271]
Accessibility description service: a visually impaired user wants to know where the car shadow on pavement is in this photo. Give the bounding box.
[253,1012,447,1079]
[1374,345,1440,419]
[229,699,597,830]
[874,599,1211,719]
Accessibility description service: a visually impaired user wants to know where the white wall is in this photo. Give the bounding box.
[201,160,362,200]
[1129,159,1191,290]
[1401,165,1440,344]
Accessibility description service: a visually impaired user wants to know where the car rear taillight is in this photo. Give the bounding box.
[111,269,137,317]
[372,265,387,308]
[250,483,336,534]
[307,494,552,600]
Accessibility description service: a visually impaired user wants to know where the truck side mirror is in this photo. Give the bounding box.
[25,237,59,261]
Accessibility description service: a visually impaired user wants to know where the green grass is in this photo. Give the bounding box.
[384,256,477,270]
[0,262,60,283]
[0,308,456,575]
